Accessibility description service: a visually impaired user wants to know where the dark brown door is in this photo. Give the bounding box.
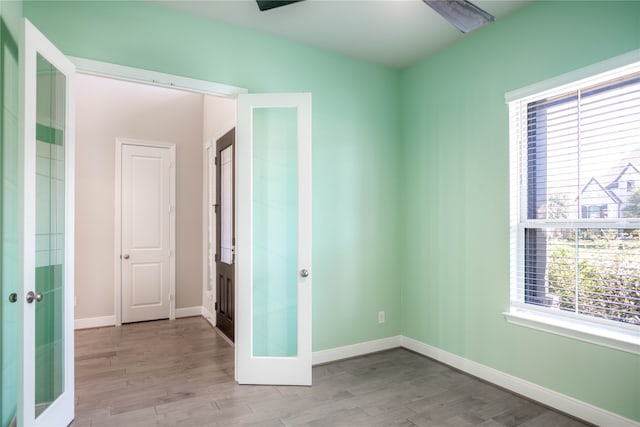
[215,128,235,342]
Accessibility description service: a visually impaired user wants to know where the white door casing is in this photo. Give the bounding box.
[116,140,175,324]
[236,93,312,386]
[19,18,75,426]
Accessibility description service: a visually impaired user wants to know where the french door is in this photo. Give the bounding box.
[18,19,75,426]
[236,93,312,386]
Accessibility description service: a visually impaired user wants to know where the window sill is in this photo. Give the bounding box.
[504,308,640,355]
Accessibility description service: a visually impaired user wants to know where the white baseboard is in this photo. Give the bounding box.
[312,335,402,365]
[400,336,639,427]
[74,315,115,330]
[75,306,205,329]
[175,306,203,318]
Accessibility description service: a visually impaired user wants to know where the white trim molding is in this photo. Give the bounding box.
[400,336,640,427]
[175,307,203,318]
[70,56,248,98]
[74,316,116,330]
[74,306,207,329]
[312,336,402,366]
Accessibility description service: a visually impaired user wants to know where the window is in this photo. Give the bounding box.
[582,204,607,219]
[507,55,640,354]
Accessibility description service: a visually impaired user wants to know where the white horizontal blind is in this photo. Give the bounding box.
[510,65,640,330]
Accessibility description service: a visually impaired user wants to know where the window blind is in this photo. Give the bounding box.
[510,67,640,330]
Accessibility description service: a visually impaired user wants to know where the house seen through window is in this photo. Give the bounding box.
[508,60,640,345]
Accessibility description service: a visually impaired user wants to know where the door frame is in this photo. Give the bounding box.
[114,138,176,325]
[71,57,248,328]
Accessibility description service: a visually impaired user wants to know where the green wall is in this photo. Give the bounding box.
[400,1,640,421]
[23,0,403,352]
[1,0,22,424]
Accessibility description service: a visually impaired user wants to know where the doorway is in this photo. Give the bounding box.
[73,59,313,388]
[73,71,235,329]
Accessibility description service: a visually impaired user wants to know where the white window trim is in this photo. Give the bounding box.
[505,49,640,356]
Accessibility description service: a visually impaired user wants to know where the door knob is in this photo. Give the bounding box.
[8,293,17,303]
[26,291,44,304]
[299,269,309,278]
[122,254,130,260]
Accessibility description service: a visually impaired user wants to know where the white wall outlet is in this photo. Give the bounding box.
[378,311,385,324]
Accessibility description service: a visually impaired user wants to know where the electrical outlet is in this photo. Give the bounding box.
[378,311,385,324]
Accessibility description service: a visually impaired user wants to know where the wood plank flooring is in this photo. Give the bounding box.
[72,317,591,427]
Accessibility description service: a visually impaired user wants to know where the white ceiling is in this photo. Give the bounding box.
[147,0,533,69]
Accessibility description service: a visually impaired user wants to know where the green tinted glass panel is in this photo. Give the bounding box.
[1,15,20,427]
[34,53,65,418]
[252,108,298,358]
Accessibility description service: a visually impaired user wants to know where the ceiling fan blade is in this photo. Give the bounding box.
[256,0,305,12]
[422,0,495,33]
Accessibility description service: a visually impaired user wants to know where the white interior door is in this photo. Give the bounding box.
[236,93,312,385]
[19,18,75,426]
[120,142,174,323]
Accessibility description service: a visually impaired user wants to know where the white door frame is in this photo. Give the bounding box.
[204,141,216,323]
[114,138,176,325]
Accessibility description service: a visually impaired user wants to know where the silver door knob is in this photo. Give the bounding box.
[300,269,309,278]
[122,254,130,260]
[8,293,17,303]
[26,291,44,304]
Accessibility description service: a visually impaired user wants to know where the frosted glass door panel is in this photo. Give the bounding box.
[221,146,233,264]
[253,108,298,357]
[1,17,19,427]
[252,108,298,358]
[34,53,66,418]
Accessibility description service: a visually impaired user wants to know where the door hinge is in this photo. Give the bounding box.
[214,156,218,166]
[215,253,220,262]
[214,301,218,311]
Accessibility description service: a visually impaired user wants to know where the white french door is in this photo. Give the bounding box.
[236,93,312,386]
[19,19,75,426]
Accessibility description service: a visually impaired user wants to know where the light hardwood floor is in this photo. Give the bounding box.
[72,317,591,427]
